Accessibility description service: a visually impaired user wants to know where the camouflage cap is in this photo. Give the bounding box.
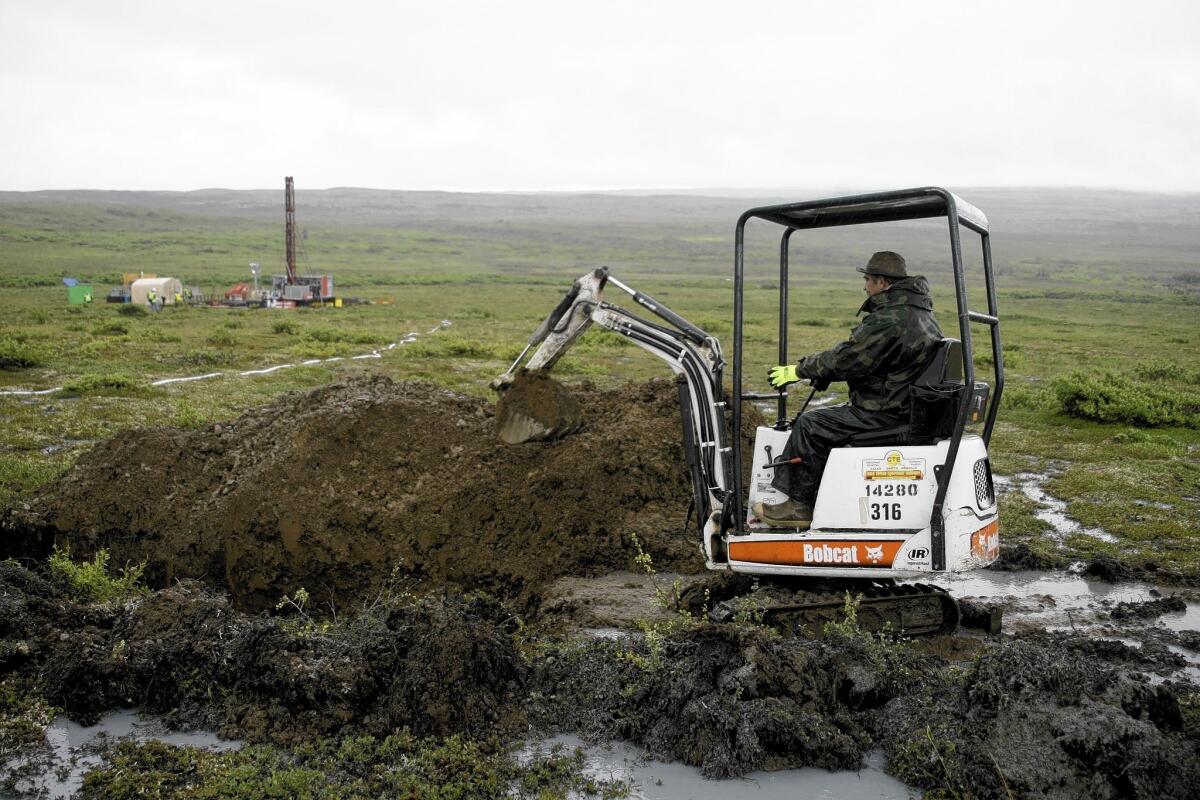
[856,251,908,279]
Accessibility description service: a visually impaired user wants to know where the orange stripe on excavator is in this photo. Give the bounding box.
[970,520,1000,561]
[728,540,904,567]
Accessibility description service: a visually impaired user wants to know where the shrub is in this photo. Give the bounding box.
[976,349,1021,369]
[47,547,147,604]
[304,327,345,344]
[172,400,208,429]
[205,329,239,347]
[397,336,495,359]
[291,341,344,359]
[1053,371,1200,429]
[175,350,234,367]
[60,373,143,397]
[1133,358,1200,385]
[272,319,300,335]
[441,337,496,358]
[91,321,129,336]
[1002,384,1055,411]
[117,304,147,317]
[1109,429,1187,457]
[0,338,44,370]
[303,327,387,346]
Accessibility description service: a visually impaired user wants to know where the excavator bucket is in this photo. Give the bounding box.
[493,269,609,444]
[494,369,583,444]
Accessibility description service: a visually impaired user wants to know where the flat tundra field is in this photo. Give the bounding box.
[1,187,1199,798]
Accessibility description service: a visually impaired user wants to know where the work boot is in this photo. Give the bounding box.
[755,498,814,528]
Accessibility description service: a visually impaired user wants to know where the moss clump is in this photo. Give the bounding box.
[0,678,60,753]
[79,733,630,799]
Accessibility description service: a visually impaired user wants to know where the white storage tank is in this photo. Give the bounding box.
[130,277,183,305]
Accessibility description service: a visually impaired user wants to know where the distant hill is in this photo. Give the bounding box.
[0,187,1196,286]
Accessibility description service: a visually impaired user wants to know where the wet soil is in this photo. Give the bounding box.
[2,374,706,612]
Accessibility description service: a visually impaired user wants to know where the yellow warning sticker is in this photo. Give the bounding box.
[862,449,925,481]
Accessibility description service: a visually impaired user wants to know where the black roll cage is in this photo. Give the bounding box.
[729,187,1004,570]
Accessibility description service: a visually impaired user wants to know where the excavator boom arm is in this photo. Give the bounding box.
[496,268,732,526]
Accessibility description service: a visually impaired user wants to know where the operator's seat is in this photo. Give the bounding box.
[843,338,975,447]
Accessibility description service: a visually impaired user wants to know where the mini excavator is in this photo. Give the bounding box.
[494,188,1004,636]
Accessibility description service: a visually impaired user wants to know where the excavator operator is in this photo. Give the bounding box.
[757,251,944,528]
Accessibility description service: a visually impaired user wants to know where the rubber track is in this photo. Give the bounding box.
[761,581,960,637]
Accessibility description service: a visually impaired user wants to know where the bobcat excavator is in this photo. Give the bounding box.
[494,188,1004,636]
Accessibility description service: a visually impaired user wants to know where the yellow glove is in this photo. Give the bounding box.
[768,364,800,389]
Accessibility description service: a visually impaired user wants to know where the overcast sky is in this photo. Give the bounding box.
[2,1,1198,193]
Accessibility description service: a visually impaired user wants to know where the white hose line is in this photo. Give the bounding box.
[0,320,451,398]
[151,372,225,387]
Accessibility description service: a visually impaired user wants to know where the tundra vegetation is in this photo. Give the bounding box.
[0,188,1198,795]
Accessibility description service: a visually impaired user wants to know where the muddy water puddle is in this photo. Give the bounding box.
[2,711,238,799]
[994,472,1117,544]
[921,569,1200,631]
[525,736,916,800]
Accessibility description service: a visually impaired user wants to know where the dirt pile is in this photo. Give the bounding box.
[4,375,709,611]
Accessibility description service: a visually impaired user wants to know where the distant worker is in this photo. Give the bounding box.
[758,251,944,527]
[147,286,159,311]
[174,290,183,306]
[83,290,92,305]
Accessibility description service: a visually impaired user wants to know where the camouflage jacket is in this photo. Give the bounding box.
[796,276,944,413]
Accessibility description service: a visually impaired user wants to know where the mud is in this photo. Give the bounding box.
[1111,595,1188,620]
[876,633,1200,799]
[0,562,524,745]
[531,621,1200,797]
[2,555,1200,798]
[530,623,897,778]
[3,375,708,612]
[987,541,1066,572]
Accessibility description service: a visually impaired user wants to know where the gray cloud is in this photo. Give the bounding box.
[2,0,1197,191]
